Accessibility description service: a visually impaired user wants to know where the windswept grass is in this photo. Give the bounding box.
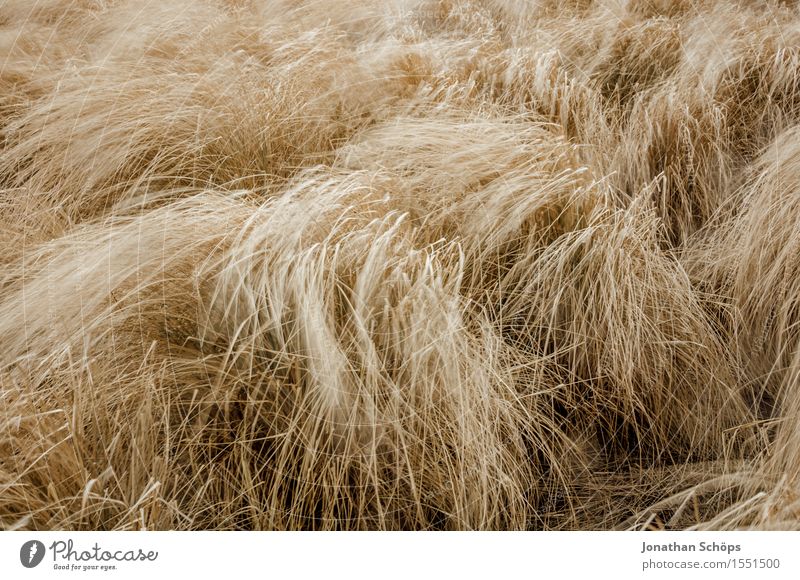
[1,0,799,530]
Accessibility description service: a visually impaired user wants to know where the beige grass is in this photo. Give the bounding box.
[1,0,799,530]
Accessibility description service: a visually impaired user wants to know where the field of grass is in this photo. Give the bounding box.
[1,0,800,530]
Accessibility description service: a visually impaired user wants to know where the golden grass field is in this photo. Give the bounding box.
[1,0,800,530]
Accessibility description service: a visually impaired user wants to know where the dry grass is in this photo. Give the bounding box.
[1,0,799,530]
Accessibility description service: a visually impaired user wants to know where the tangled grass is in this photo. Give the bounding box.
[1,0,800,530]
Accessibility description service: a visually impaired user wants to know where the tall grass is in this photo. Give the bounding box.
[1,0,799,530]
